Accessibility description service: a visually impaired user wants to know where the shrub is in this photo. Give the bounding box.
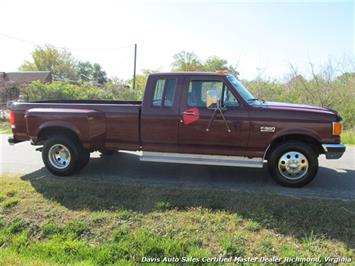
[22,80,143,102]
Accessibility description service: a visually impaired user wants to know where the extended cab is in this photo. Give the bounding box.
[8,72,346,187]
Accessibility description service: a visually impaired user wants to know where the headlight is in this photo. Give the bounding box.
[332,122,342,135]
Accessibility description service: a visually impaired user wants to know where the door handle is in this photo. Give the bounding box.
[182,111,196,116]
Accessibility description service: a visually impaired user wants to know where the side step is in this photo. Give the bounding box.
[140,152,264,168]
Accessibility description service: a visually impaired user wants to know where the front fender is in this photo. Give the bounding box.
[271,128,321,143]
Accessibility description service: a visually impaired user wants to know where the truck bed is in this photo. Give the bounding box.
[9,100,142,151]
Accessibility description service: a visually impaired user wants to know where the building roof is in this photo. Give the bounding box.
[5,71,52,84]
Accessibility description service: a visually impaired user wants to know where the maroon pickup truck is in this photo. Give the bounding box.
[8,72,345,187]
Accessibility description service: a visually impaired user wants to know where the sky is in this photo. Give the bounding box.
[0,0,354,80]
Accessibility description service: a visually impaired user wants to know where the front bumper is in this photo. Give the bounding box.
[322,144,346,159]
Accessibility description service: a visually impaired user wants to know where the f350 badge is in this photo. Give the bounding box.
[260,126,275,133]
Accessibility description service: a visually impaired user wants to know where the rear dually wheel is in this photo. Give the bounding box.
[42,136,81,176]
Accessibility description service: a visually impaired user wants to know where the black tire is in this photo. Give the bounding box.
[268,141,318,187]
[77,149,90,171]
[99,149,116,156]
[42,136,80,176]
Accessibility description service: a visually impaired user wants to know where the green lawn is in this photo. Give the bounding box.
[0,120,11,134]
[0,174,354,265]
[342,129,355,145]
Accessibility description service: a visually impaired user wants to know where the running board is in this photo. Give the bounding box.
[140,152,264,168]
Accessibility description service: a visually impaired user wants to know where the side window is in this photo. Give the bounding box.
[187,80,223,107]
[164,79,176,107]
[152,79,165,107]
[187,80,239,108]
[152,78,177,107]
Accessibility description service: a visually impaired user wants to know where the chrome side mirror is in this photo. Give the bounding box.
[206,89,218,109]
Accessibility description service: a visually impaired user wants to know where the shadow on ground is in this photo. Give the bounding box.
[21,152,355,248]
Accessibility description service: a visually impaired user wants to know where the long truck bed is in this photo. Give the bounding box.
[9,100,142,151]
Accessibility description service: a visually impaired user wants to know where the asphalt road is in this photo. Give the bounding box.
[1,134,354,201]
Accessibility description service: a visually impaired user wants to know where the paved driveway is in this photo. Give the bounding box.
[1,134,354,200]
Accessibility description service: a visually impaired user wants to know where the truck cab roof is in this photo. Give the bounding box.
[149,72,229,77]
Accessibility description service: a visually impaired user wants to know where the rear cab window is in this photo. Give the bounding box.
[152,78,177,107]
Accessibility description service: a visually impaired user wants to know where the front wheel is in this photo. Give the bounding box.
[268,141,318,187]
[42,136,80,176]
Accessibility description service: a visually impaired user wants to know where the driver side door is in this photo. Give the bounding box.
[178,76,249,156]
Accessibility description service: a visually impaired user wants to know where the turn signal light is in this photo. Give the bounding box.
[332,122,342,135]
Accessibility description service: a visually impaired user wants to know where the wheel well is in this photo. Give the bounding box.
[37,127,80,145]
[265,134,322,160]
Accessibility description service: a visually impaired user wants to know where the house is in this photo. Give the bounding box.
[0,71,52,89]
[0,71,52,106]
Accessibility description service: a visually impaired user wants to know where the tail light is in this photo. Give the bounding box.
[332,122,342,135]
[9,111,15,128]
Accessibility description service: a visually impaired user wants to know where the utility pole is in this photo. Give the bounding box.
[132,43,137,90]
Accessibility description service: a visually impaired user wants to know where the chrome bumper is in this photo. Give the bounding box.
[321,144,346,159]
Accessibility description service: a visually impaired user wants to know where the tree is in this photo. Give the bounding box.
[203,55,239,76]
[171,51,239,75]
[171,51,202,71]
[77,61,92,81]
[92,63,107,84]
[203,56,228,71]
[77,61,108,84]
[20,45,78,80]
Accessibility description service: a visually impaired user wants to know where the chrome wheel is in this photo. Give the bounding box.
[48,144,71,169]
[278,151,309,180]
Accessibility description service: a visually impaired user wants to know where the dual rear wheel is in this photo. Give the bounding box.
[42,136,89,176]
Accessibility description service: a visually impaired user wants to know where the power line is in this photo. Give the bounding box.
[0,32,134,51]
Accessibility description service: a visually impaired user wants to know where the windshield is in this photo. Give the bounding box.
[226,75,255,102]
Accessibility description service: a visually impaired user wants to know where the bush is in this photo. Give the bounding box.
[244,72,355,129]
[22,80,143,102]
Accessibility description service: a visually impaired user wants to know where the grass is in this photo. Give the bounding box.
[0,174,354,265]
[342,129,355,145]
[2,198,19,208]
[0,120,11,134]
